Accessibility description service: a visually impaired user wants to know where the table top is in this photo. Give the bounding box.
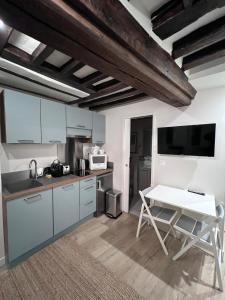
[145,185,217,218]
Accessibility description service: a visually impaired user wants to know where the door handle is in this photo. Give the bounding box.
[62,184,74,191]
[85,200,94,206]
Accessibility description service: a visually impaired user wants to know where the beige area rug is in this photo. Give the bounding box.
[0,235,143,300]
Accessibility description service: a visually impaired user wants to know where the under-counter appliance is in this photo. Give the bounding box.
[95,172,113,217]
[89,154,107,170]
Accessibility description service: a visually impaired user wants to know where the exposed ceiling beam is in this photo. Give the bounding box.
[151,0,225,39]
[59,59,84,77]
[90,93,148,111]
[0,24,12,54]
[183,0,193,8]
[183,39,225,70]
[1,45,92,95]
[80,88,140,108]
[81,71,108,87]
[173,15,225,59]
[73,82,127,105]
[68,0,195,103]
[0,0,195,107]
[32,43,54,66]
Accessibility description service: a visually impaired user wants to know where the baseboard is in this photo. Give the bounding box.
[0,256,5,267]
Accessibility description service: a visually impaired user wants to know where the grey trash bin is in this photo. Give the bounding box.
[106,189,122,218]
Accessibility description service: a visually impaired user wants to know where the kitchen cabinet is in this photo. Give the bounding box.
[53,182,79,235]
[41,99,66,144]
[92,112,105,144]
[1,89,41,143]
[80,177,96,220]
[7,190,53,263]
[66,106,92,130]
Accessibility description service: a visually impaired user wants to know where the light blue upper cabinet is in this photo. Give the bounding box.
[66,106,92,130]
[53,182,80,235]
[41,99,66,144]
[92,112,105,144]
[2,89,41,143]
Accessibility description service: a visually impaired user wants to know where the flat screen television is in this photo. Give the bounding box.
[158,123,216,157]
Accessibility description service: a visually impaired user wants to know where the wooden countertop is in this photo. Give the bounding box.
[2,169,113,202]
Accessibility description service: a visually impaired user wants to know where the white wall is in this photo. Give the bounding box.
[102,87,225,211]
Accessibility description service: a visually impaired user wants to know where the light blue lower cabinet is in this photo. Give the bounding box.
[80,178,96,220]
[7,190,53,263]
[53,182,79,235]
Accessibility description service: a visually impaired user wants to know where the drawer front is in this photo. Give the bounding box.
[80,184,96,219]
[80,177,96,189]
[53,182,79,235]
[7,190,53,262]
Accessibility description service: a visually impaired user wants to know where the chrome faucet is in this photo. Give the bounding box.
[29,159,38,180]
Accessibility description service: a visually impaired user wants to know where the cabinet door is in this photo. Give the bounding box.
[92,112,105,144]
[53,182,79,235]
[41,99,66,144]
[4,89,41,143]
[80,179,96,220]
[66,106,92,130]
[7,190,53,263]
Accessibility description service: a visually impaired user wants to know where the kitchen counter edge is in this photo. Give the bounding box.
[2,169,113,202]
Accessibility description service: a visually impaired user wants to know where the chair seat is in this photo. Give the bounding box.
[150,206,177,222]
[174,214,211,243]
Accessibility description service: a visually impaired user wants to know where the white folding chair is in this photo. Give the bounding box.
[136,187,178,255]
[173,204,224,291]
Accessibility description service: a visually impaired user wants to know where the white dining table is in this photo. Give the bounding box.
[145,184,217,218]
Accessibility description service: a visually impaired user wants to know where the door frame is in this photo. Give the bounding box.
[122,114,156,213]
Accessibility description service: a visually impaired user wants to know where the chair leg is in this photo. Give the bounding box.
[210,230,223,291]
[151,222,169,255]
[181,237,188,249]
[171,226,176,238]
[136,203,144,238]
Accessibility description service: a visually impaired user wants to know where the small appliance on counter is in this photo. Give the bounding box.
[49,159,70,177]
[89,153,107,170]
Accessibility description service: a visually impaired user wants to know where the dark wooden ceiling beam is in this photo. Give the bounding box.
[0,24,12,54]
[89,93,149,111]
[0,0,195,107]
[73,82,127,105]
[80,71,108,87]
[173,15,225,59]
[80,88,140,108]
[1,45,92,94]
[32,43,54,66]
[68,0,196,102]
[59,59,84,77]
[183,39,225,70]
[151,0,225,39]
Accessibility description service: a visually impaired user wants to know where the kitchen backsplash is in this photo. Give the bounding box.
[0,143,58,173]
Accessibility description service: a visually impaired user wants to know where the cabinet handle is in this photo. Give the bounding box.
[84,178,93,183]
[24,194,42,204]
[77,125,85,128]
[18,139,34,143]
[49,140,62,143]
[85,200,94,206]
[95,141,104,144]
[62,184,74,190]
[83,185,94,191]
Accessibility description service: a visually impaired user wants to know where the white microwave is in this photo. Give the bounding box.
[89,154,107,170]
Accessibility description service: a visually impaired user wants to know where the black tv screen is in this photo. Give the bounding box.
[158,124,216,157]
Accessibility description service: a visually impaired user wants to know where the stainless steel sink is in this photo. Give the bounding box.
[5,179,43,193]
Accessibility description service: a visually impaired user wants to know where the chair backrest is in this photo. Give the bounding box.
[139,188,155,222]
[216,204,225,221]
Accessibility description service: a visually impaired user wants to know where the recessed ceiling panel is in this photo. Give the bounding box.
[45,50,71,67]
[93,76,114,86]
[74,65,97,78]
[8,30,41,54]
